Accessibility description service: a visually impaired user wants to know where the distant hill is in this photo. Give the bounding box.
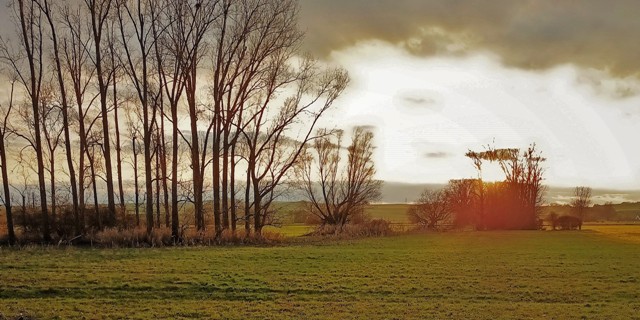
[30,180,640,206]
[378,181,640,205]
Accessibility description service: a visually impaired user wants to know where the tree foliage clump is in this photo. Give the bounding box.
[408,143,547,231]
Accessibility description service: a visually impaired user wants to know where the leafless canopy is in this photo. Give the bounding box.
[296,127,382,226]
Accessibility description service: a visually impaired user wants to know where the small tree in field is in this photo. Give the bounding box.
[407,189,452,230]
[296,127,381,226]
[571,186,592,220]
[547,211,559,230]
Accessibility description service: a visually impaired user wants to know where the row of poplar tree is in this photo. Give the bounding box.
[0,0,349,244]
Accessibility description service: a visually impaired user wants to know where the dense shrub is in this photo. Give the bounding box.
[311,219,393,238]
[88,227,285,248]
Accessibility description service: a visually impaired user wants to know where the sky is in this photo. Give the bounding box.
[298,0,640,190]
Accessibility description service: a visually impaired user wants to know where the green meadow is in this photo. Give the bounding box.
[1,227,640,319]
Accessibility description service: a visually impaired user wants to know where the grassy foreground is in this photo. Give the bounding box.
[1,229,640,319]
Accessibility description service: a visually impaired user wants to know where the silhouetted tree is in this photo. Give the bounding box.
[571,186,592,220]
[447,179,478,228]
[117,0,159,234]
[35,0,80,228]
[0,80,17,244]
[2,0,52,241]
[465,143,546,230]
[296,127,381,226]
[85,0,117,222]
[408,189,451,230]
[547,211,559,230]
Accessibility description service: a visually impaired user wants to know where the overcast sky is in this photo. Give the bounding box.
[1,1,638,190]
[298,0,640,189]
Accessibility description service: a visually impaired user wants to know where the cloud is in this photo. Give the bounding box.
[424,151,450,159]
[299,0,640,76]
[393,89,442,112]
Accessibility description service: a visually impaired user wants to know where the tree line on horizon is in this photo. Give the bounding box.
[0,0,352,245]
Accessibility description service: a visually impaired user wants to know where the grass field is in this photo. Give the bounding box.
[1,228,640,319]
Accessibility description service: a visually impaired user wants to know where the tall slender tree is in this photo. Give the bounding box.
[0,80,17,244]
[117,0,159,234]
[2,0,51,241]
[35,0,80,229]
[84,0,117,222]
[61,3,94,233]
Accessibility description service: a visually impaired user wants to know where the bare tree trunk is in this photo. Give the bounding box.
[110,47,126,227]
[37,0,79,232]
[244,165,251,236]
[49,155,56,230]
[78,139,86,232]
[143,97,154,234]
[155,133,161,228]
[16,0,51,241]
[160,109,169,228]
[0,134,15,244]
[221,130,229,230]
[88,149,100,230]
[132,136,139,227]
[1,81,16,244]
[212,119,221,234]
[117,0,155,235]
[185,66,203,230]
[86,0,117,223]
[253,179,262,235]
[229,143,237,233]
[170,109,179,238]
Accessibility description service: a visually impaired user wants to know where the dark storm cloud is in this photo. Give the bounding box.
[299,0,640,76]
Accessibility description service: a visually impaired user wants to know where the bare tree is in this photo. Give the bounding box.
[11,154,36,233]
[152,0,217,238]
[125,104,143,227]
[571,186,592,220]
[61,3,96,234]
[39,82,64,227]
[296,127,381,226]
[35,0,80,227]
[520,144,546,227]
[86,128,103,229]
[179,0,217,232]
[153,3,185,237]
[219,0,349,236]
[243,60,348,235]
[1,0,52,241]
[116,0,160,234]
[84,0,117,222]
[107,19,127,221]
[408,189,452,230]
[0,80,17,244]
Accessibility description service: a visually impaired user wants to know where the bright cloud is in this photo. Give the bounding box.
[318,41,640,189]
